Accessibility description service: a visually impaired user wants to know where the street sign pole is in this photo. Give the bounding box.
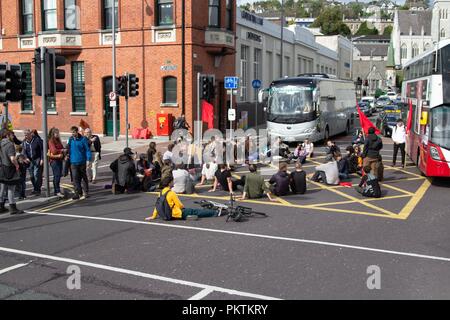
[229,89,233,141]
[3,102,8,128]
[197,72,201,146]
[41,47,50,198]
[112,2,117,141]
[255,99,258,129]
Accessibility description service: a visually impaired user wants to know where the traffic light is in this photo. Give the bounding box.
[0,63,11,103]
[117,75,127,97]
[8,64,27,102]
[128,74,139,97]
[34,48,66,96]
[208,79,215,101]
[200,76,210,101]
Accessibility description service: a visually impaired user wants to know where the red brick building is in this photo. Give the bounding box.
[0,0,236,136]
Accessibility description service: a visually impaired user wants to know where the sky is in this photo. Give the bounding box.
[237,0,407,5]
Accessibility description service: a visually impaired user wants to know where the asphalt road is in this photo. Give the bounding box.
[1,121,450,300]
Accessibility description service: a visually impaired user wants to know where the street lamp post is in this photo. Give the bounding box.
[280,0,285,78]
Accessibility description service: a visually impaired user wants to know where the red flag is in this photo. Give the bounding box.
[356,100,380,135]
[201,100,214,129]
[406,99,413,134]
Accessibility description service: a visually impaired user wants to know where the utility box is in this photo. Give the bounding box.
[156,113,173,136]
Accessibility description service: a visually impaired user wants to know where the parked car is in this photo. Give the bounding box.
[375,96,391,111]
[386,91,398,101]
[361,96,376,113]
[376,109,402,137]
[358,102,372,117]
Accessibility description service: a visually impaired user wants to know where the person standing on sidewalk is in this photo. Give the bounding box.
[391,119,407,168]
[22,129,44,196]
[0,129,23,215]
[84,128,101,184]
[48,128,65,198]
[68,126,91,200]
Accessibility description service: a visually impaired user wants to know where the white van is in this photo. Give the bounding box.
[361,96,376,112]
[386,91,398,100]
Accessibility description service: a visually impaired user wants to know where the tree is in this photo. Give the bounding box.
[296,5,310,18]
[311,6,352,36]
[355,21,379,36]
[240,3,252,11]
[383,25,393,36]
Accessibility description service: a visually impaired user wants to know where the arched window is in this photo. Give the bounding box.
[401,44,408,59]
[163,76,177,104]
[441,28,446,38]
[412,44,419,58]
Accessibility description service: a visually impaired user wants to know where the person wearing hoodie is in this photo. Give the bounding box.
[311,159,340,185]
[110,147,140,194]
[391,119,407,168]
[269,163,290,196]
[67,126,91,200]
[362,127,384,181]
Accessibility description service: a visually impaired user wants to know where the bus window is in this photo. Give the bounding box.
[431,105,450,150]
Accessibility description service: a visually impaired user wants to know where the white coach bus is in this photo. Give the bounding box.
[259,74,356,143]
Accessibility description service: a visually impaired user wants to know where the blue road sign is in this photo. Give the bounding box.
[252,79,262,89]
[224,76,239,90]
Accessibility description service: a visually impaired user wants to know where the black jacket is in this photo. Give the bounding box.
[269,171,290,196]
[111,154,137,187]
[363,134,383,159]
[22,137,43,161]
[88,135,102,158]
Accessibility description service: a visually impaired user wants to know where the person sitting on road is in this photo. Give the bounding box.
[269,163,290,197]
[147,142,157,166]
[110,147,141,194]
[172,163,190,194]
[355,166,381,198]
[145,176,217,221]
[289,143,308,164]
[290,162,307,195]
[209,164,245,194]
[197,162,218,186]
[352,130,365,146]
[325,140,340,161]
[302,139,314,158]
[159,158,173,189]
[345,146,359,174]
[239,164,276,201]
[152,152,163,181]
[336,152,350,181]
[163,143,174,164]
[310,158,340,186]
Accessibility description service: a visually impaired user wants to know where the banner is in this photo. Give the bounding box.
[201,100,214,129]
[356,100,380,135]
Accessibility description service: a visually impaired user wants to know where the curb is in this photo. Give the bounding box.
[15,196,61,212]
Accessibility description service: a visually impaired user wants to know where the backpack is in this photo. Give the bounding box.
[366,174,381,198]
[155,189,174,221]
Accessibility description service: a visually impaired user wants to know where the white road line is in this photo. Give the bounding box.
[188,288,214,300]
[0,246,279,300]
[0,263,30,275]
[25,211,450,264]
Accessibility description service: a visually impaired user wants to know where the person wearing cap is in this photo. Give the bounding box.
[0,129,23,215]
[110,147,140,194]
[67,126,91,200]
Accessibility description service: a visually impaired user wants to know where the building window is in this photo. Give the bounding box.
[156,0,174,26]
[316,64,320,72]
[65,0,78,30]
[20,63,32,111]
[240,45,249,102]
[401,44,408,59]
[253,48,262,101]
[297,57,302,74]
[72,62,86,112]
[441,28,446,38]
[412,44,419,58]
[103,0,118,30]
[46,96,56,111]
[225,0,233,30]
[21,0,34,34]
[42,0,57,31]
[163,76,177,104]
[208,0,220,27]
[284,57,290,76]
[321,65,324,73]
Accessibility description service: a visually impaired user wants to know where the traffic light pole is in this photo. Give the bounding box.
[196,72,201,146]
[40,47,50,198]
[112,3,117,141]
[125,72,129,148]
[3,102,8,128]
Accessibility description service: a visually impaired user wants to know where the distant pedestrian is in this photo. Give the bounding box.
[15,147,29,200]
[0,129,23,214]
[302,139,314,158]
[391,119,406,168]
[163,143,174,163]
[22,129,44,195]
[325,140,340,161]
[173,114,190,130]
[147,141,157,165]
[84,128,102,184]
[68,126,91,200]
[48,128,65,197]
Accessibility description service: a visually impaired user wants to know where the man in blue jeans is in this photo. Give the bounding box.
[68,126,91,200]
[22,129,43,196]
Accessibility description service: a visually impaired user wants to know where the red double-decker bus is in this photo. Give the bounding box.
[401,40,450,177]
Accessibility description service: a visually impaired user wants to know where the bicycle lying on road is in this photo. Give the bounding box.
[195,194,268,222]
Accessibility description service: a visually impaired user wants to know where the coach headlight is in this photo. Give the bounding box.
[430,146,442,161]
